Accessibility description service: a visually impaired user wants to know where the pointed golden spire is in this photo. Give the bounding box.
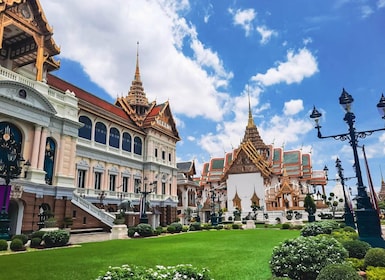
[247,86,255,128]
[134,41,141,82]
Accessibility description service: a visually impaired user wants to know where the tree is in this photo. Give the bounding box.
[304,194,316,222]
[325,192,344,218]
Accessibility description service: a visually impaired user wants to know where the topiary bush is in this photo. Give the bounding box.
[316,263,361,280]
[12,234,28,245]
[136,223,153,237]
[169,222,183,233]
[346,258,365,271]
[30,237,42,248]
[42,230,70,247]
[154,226,163,235]
[10,238,25,251]
[281,223,291,230]
[364,248,385,268]
[342,240,371,259]
[189,222,201,231]
[31,231,45,239]
[127,226,137,237]
[0,239,8,251]
[270,235,348,280]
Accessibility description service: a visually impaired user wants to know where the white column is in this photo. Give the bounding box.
[30,125,42,168]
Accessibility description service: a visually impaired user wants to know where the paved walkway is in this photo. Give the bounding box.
[69,232,113,244]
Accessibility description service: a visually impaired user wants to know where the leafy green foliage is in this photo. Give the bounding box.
[364,248,385,268]
[316,263,361,280]
[330,228,358,242]
[42,230,70,247]
[0,239,8,251]
[347,258,365,271]
[10,238,24,251]
[342,240,371,259]
[189,222,201,231]
[136,223,154,237]
[30,231,45,239]
[301,220,340,237]
[365,266,385,280]
[270,236,348,280]
[304,194,316,214]
[30,237,42,248]
[169,222,183,233]
[96,264,212,280]
[12,234,28,245]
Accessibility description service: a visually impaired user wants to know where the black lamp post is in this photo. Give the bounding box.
[139,177,152,224]
[324,159,356,229]
[0,125,24,240]
[310,88,385,248]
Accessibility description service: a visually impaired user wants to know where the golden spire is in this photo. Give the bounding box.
[247,89,255,128]
[134,41,141,82]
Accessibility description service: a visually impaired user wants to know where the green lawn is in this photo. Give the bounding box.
[0,229,299,280]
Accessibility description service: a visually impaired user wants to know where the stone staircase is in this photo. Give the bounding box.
[71,192,115,228]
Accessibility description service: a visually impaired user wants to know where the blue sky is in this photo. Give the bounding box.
[40,0,385,193]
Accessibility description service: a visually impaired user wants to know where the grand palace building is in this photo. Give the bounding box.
[0,0,180,235]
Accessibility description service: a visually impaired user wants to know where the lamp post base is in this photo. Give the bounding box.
[355,208,385,248]
[344,211,356,229]
[0,210,10,240]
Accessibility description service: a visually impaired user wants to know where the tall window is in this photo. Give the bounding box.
[162,182,166,195]
[162,151,165,160]
[94,172,102,190]
[133,136,142,155]
[122,176,129,192]
[95,122,107,144]
[155,148,158,158]
[122,132,132,152]
[78,116,92,140]
[44,137,56,185]
[77,170,86,188]
[109,127,120,148]
[168,153,171,162]
[134,178,141,193]
[0,122,22,177]
[109,174,116,191]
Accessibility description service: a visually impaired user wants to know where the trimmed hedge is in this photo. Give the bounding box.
[364,248,385,268]
[342,240,371,259]
[43,230,70,247]
[0,239,8,251]
[316,263,361,280]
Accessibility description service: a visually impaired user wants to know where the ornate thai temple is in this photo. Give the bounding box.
[0,0,180,236]
[198,98,328,223]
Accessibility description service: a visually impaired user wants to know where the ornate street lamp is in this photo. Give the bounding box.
[310,88,385,248]
[0,125,24,239]
[324,159,356,229]
[139,177,152,224]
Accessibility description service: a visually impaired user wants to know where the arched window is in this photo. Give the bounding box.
[95,122,107,144]
[109,127,120,148]
[44,137,56,185]
[78,116,92,140]
[133,136,142,155]
[122,132,132,152]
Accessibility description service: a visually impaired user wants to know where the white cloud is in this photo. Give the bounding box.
[361,5,374,18]
[378,0,385,8]
[40,0,233,122]
[283,100,304,116]
[229,8,256,36]
[256,25,277,44]
[251,48,319,86]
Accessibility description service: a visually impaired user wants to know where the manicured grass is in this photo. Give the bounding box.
[0,229,299,280]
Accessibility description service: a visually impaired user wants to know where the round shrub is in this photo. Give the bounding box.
[31,231,45,239]
[330,228,358,242]
[136,223,153,237]
[189,222,201,231]
[316,263,361,280]
[270,236,348,280]
[30,237,42,248]
[12,234,28,245]
[364,247,385,268]
[10,238,25,251]
[281,223,291,230]
[365,266,385,279]
[232,224,240,229]
[127,226,136,237]
[167,225,176,233]
[342,240,371,259]
[154,226,163,235]
[0,239,8,251]
[347,257,365,271]
[169,222,183,233]
[43,230,70,247]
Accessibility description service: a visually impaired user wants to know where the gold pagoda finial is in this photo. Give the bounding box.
[134,41,141,82]
[247,86,255,128]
